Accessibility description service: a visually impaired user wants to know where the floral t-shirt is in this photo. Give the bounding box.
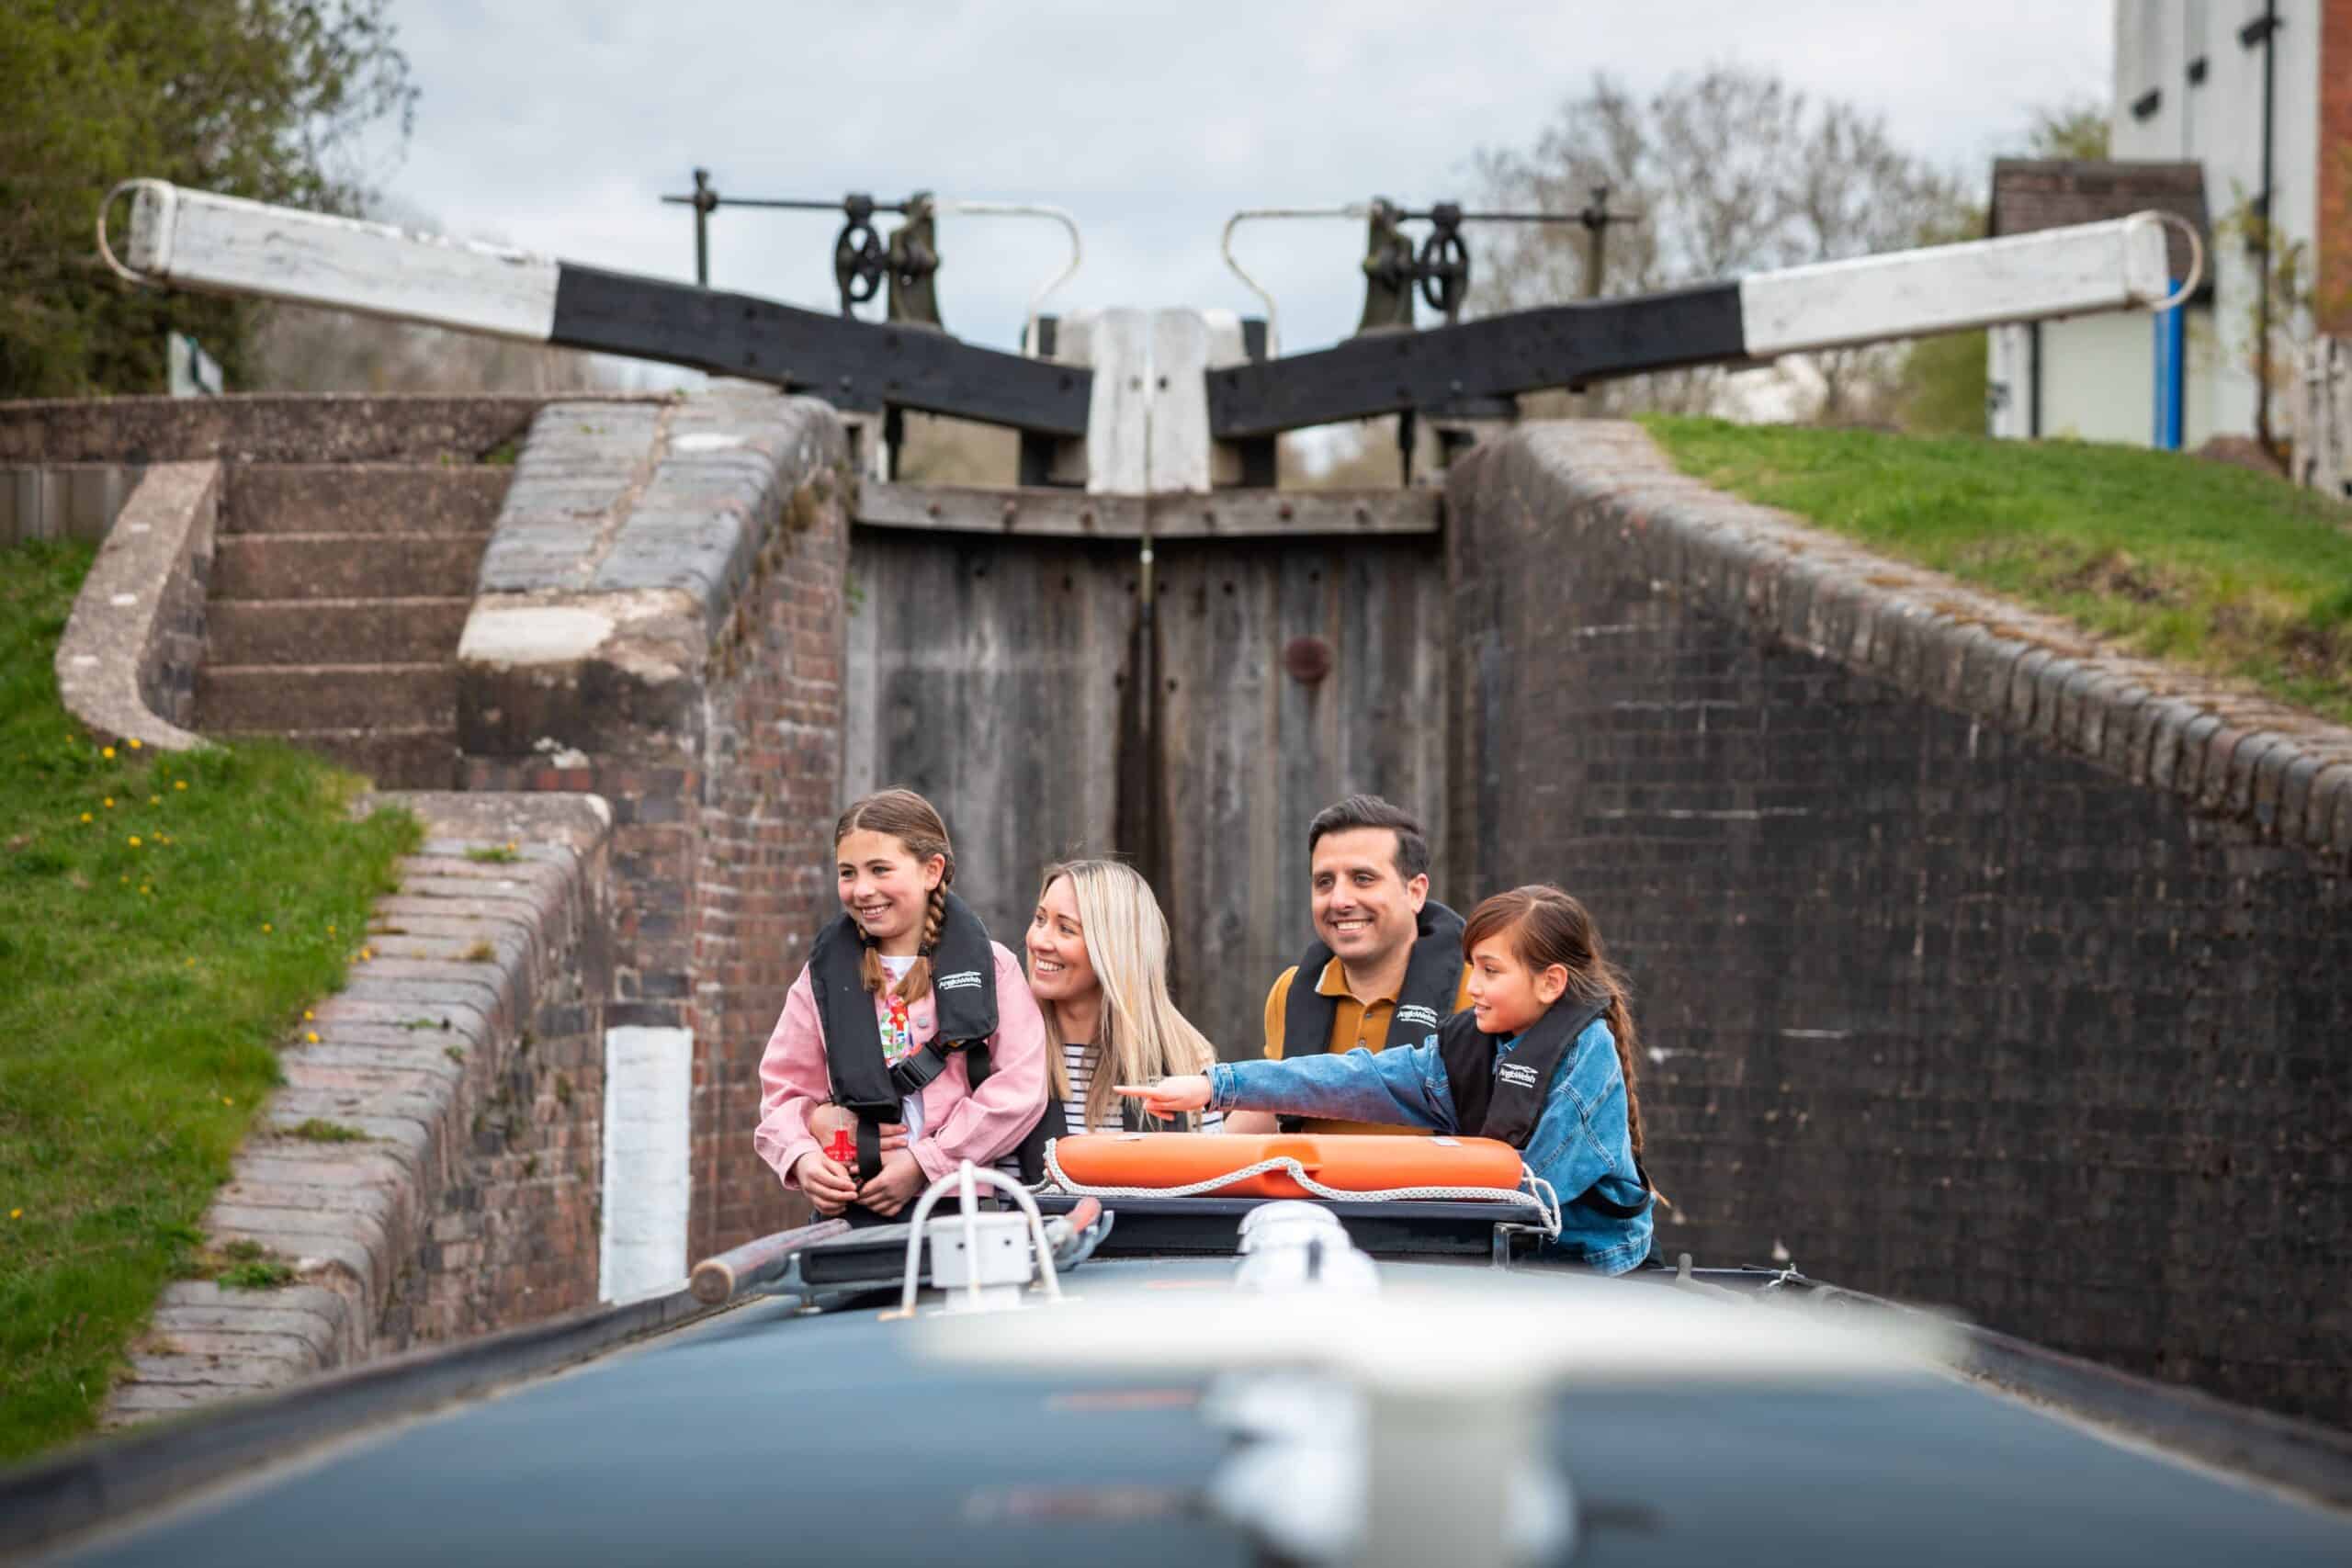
[878,954,926,1142]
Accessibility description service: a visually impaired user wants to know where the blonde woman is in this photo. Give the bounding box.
[1024,860,1224,1133]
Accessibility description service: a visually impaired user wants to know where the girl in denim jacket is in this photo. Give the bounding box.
[1125,885,1657,1272]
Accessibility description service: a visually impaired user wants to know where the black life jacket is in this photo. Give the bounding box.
[1281,899,1466,1059]
[1436,997,1654,1220]
[808,891,1064,1197]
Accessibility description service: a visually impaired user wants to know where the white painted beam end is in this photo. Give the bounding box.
[1739,215,2178,359]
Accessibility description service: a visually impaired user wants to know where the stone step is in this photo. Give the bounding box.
[207,598,471,667]
[198,662,455,735]
[209,725,459,789]
[225,464,513,536]
[209,534,485,601]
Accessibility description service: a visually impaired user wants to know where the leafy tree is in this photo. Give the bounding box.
[2024,101,2111,162]
[0,0,415,398]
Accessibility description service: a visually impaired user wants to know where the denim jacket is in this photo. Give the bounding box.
[1208,1016,1654,1274]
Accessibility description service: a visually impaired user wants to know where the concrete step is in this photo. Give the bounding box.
[209,534,485,601]
[226,464,512,536]
[207,598,471,667]
[198,662,456,734]
[209,726,459,789]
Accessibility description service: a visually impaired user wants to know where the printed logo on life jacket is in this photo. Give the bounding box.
[1495,1061,1540,1090]
[935,970,985,992]
[1395,1003,1441,1030]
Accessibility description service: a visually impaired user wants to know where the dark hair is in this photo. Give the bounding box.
[1462,885,1646,1156]
[1306,794,1430,882]
[834,788,954,1002]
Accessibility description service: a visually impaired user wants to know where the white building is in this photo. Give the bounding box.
[1989,0,2345,464]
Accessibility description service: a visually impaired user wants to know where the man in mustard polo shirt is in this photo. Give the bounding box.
[1225,795,1474,1135]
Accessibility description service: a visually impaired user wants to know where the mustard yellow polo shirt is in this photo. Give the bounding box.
[1261,957,1476,1135]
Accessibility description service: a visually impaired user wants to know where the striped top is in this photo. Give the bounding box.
[1062,1039,1223,1135]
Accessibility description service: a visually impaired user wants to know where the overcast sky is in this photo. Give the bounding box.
[370,1,2110,367]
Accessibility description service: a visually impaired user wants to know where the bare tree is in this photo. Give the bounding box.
[1471,67,1967,421]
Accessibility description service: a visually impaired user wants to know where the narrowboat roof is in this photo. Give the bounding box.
[13,1195,2352,1567]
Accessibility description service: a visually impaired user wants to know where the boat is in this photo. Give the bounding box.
[8,1152,2351,1567]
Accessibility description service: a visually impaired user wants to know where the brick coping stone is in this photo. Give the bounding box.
[53,460,219,752]
[1493,421,2352,866]
[103,790,613,1426]
[455,384,847,752]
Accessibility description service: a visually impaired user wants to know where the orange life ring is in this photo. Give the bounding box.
[1049,1132,1523,1199]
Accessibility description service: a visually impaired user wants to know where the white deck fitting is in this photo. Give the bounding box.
[599,1024,694,1302]
[1740,216,2173,357]
[125,182,560,341]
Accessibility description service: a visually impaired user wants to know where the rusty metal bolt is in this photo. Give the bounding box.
[1283,635,1333,685]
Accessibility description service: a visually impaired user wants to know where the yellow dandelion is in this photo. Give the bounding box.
[80,812,92,824]
[263,922,273,933]
[302,1010,313,1021]
[327,924,336,935]
[149,795,161,805]
[140,885,152,896]
[128,739,141,750]
[103,797,114,808]
[174,780,187,791]
[305,1031,319,1043]
[221,1096,233,1105]
[119,874,130,885]
[128,835,141,847]
[185,957,195,966]
[101,746,115,760]
[8,1209,18,1221]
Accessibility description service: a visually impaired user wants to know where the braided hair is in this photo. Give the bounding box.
[834,788,955,1004]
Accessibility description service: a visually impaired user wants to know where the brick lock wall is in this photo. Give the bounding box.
[1449,424,2352,1426]
[378,843,611,1347]
[686,476,848,1258]
[2321,0,2352,334]
[458,389,851,1272]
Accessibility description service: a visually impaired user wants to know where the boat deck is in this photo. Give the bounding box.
[46,1254,2352,1567]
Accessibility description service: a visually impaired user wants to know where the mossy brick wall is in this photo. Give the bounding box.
[375,822,611,1347]
[1447,422,2352,1426]
[110,794,613,1423]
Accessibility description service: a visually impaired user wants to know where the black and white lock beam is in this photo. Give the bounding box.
[106,181,1091,438]
[1205,214,2190,439]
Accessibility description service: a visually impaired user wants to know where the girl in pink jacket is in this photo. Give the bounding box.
[753,788,1051,1224]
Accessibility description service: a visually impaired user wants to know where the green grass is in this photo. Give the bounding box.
[1641,418,2352,724]
[0,541,420,1461]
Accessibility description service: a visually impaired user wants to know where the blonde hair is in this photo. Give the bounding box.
[834,788,953,1003]
[1031,860,1216,1131]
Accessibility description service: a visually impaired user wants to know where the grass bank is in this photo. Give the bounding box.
[1640,419,2352,725]
[0,541,418,1461]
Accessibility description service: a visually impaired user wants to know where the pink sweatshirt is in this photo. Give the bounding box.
[753,940,1049,1190]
